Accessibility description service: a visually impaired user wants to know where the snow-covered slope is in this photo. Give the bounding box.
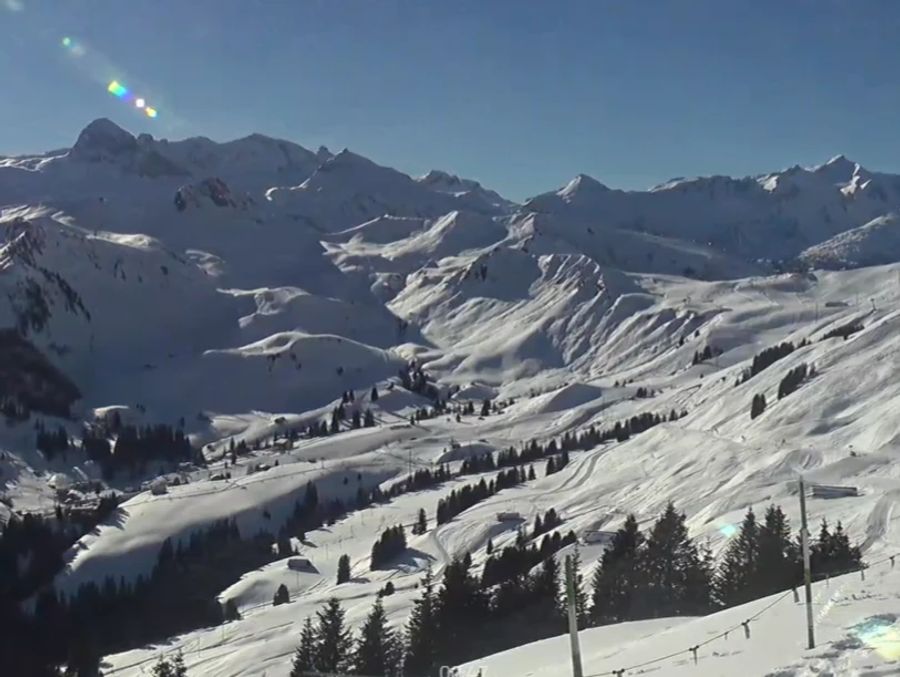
[266,150,511,233]
[523,155,900,264]
[5,121,900,677]
[94,262,900,677]
[799,212,900,270]
[463,560,900,676]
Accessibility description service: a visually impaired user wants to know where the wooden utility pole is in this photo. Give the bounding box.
[798,475,815,649]
[565,555,585,677]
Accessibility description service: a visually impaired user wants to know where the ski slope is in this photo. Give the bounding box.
[3,120,900,676]
[462,559,900,676]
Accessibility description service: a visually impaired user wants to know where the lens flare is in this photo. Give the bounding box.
[719,523,738,538]
[65,38,162,119]
[852,616,900,660]
[107,80,129,98]
[60,35,86,57]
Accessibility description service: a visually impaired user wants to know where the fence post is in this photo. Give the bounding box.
[565,555,584,677]
[798,475,815,649]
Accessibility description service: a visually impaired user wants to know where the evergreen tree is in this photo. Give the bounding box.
[750,393,767,419]
[566,547,589,627]
[435,555,487,662]
[337,554,351,584]
[827,521,862,575]
[414,508,427,536]
[273,584,290,606]
[371,386,379,402]
[63,630,102,677]
[812,519,862,579]
[591,514,644,624]
[756,505,799,594]
[405,565,439,677]
[531,553,563,632]
[151,652,187,677]
[355,596,400,676]
[638,503,708,618]
[714,509,760,607]
[313,598,353,674]
[290,617,317,677]
[683,540,715,615]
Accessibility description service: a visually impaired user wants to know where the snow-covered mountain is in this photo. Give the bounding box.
[3,120,900,677]
[524,155,900,265]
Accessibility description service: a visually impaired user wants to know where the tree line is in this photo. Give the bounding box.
[749,362,815,419]
[371,526,408,569]
[822,319,863,341]
[289,500,865,677]
[79,422,199,479]
[436,468,522,525]
[736,340,806,386]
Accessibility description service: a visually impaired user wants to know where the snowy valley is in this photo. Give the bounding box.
[2,120,900,677]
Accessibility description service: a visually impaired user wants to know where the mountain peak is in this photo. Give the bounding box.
[330,148,373,166]
[418,169,484,193]
[812,154,862,186]
[316,146,333,163]
[559,173,609,199]
[825,154,853,167]
[69,118,137,161]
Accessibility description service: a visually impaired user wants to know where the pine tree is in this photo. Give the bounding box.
[566,547,589,627]
[545,456,556,476]
[683,540,715,615]
[714,509,760,607]
[405,565,439,677]
[414,508,427,535]
[756,505,798,595]
[290,617,317,676]
[337,554,351,584]
[750,393,767,419]
[591,514,644,624]
[313,598,353,674]
[355,596,400,676]
[828,521,862,575]
[371,386,379,402]
[435,554,487,662]
[812,519,862,579]
[273,584,290,606]
[151,652,187,677]
[64,630,102,677]
[639,503,707,618]
[531,553,563,632]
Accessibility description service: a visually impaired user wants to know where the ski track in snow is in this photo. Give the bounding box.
[3,122,900,676]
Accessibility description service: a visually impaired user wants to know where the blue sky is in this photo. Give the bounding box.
[2,0,899,200]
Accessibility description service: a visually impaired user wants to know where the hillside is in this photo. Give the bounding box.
[1,120,900,677]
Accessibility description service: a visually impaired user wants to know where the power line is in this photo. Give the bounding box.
[586,552,900,677]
